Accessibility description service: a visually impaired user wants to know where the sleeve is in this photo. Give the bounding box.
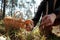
[32,1,46,26]
[54,7,60,15]
[53,7,60,19]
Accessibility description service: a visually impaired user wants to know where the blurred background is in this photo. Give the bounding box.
[0,0,43,20]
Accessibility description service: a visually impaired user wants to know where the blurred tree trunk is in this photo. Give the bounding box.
[2,0,6,19]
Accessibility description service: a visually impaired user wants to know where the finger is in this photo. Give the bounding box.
[48,17,54,25]
[41,17,49,26]
[40,21,47,26]
[42,15,48,22]
[41,18,51,26]
[43,20,53,26]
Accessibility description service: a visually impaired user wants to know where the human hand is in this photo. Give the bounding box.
[41,13,56,27]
